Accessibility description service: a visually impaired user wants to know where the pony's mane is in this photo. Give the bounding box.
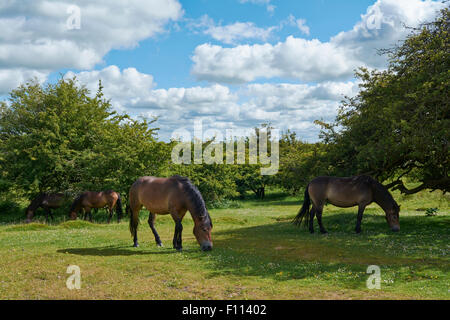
[357,175,399,209]
[170,175,210,221]
[70,193,85,212]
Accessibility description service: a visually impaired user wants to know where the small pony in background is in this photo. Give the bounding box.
[69,190,123,223]
[25,192,70,223]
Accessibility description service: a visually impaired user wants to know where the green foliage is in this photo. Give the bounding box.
[276,131,330,195]
[317,8,450,194]
[0,77,167,198]
[206,198,243,209]
[425,208,439,217]
[170,162,239,202]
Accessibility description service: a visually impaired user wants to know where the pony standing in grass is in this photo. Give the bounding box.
[128,175,213,251]
[25,192,70,223]
[293,176,400,234]
[69,190,123,223]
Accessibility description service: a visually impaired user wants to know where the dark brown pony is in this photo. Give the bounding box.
[25,192,69,223]
[128,175,213,251]
[69,190,123,223]
[293,176,400,234]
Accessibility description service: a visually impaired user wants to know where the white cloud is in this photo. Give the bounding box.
[280,15,310,35]
[192,0,445,84]
[64,66,358,141]
[296,19,310,36]
[192,37,356,83]
[0,0,182,94]
[0,69,48,95]
[188,15,276,45]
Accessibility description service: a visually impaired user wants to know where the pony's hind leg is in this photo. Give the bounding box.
[148,213,163,247]
[129,202,142,247]
[315,207,328,234]
[309,207,316,234]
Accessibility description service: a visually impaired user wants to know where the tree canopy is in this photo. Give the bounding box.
[0,78,167,197]
[317,7,449,194]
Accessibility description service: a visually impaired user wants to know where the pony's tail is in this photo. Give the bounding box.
[115,193,123,219]
[293,184,311,227]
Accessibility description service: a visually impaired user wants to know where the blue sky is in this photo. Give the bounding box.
[56,0,376,89]
[0,0,445,141]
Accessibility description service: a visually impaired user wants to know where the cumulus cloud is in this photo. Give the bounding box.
[0,0,182,94]
[192,37,356,83]
[65,66,240,134]
[192,0,445,84]
[0,69,48,95]
[65,66,357,141]
[188,15,276,45]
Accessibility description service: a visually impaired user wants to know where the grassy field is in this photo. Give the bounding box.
[0,189,449,300]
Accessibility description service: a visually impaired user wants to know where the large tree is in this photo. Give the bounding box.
[0,77,166,197]
[318,7,449,194]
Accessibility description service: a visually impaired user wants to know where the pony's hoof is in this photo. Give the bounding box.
[157,243,163,247]
[133,243,139,248]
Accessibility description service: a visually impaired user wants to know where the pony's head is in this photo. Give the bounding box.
[68,210,78,220]
[385,201,400,232]
[25,193,46,223]
[68,194,83,220]
[193,212,213,251]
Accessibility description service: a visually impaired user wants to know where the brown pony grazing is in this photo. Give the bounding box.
[293,176,400,234]
[69,190,123,223]
[128,175,213,252]
[25,192,69,223]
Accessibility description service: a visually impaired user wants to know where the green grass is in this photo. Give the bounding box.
[0,189,448,300]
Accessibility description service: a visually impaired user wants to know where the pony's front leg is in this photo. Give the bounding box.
[355,205,366,233]
[85,209,93,222]
[44,208,49,223]
[107,207,113,224]
[172,220,183,251]
[44,207,55,223]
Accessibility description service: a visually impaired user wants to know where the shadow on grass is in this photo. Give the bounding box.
[0,207,130,226]
[247,199,301,207]
[194,212,450,290]
[57,245,195,256]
